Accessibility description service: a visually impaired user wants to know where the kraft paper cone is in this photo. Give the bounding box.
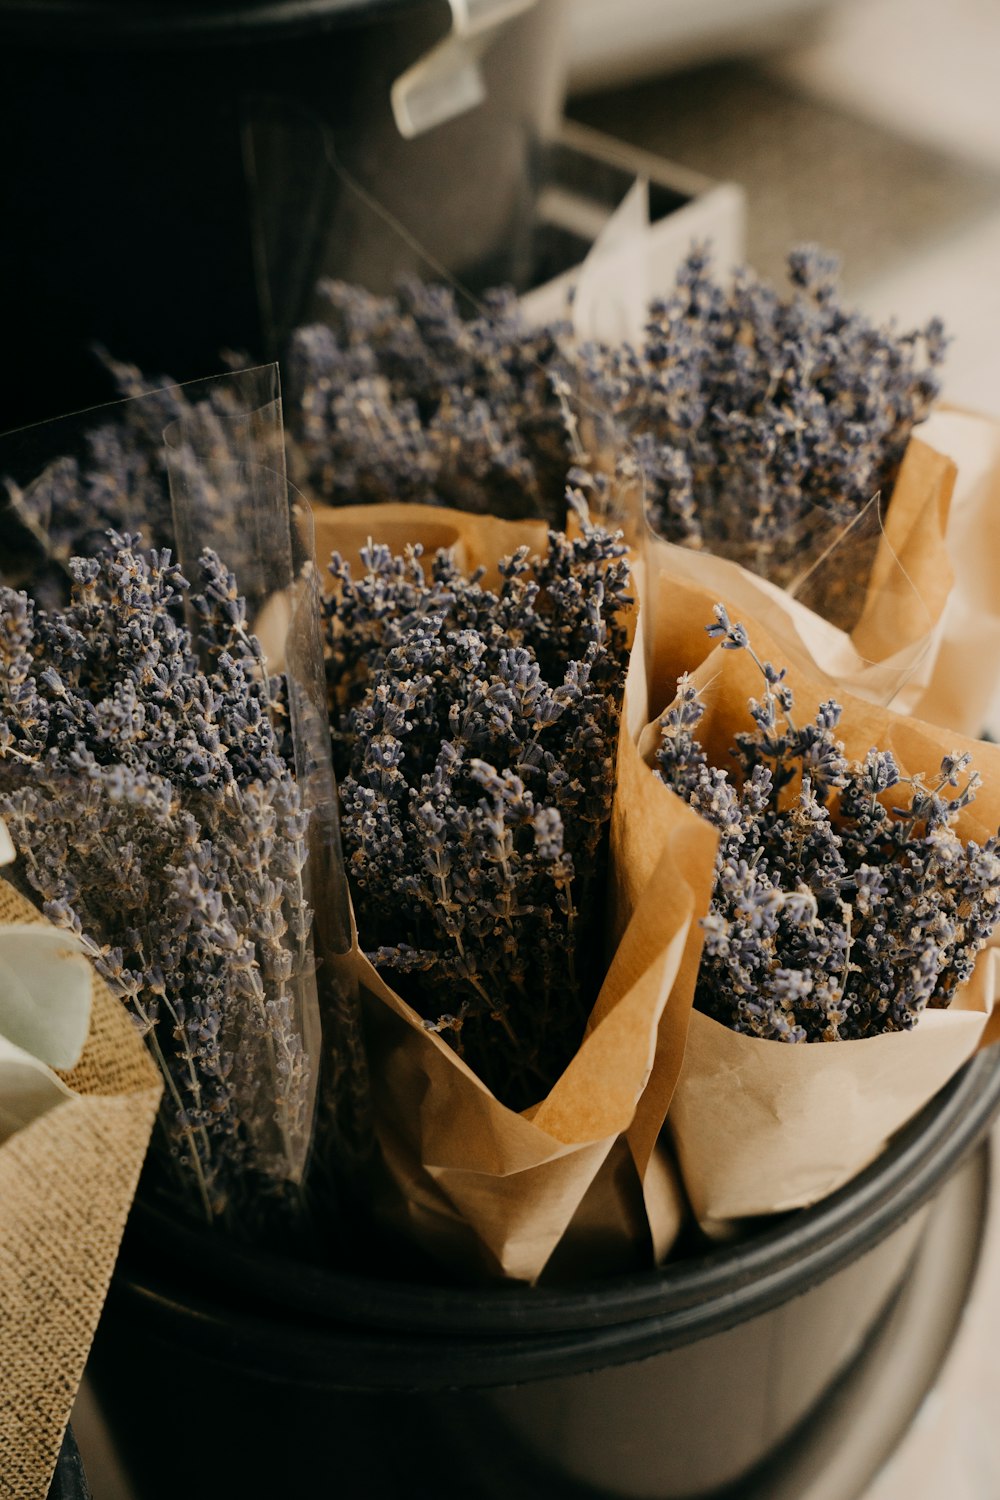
[640,433,957,721]
[311,500,550,588]
[908,407,1000,735]
[671,953,996,1235]
[641,411,1000,739]
[313,503,704,1281]
[358,896,685,1283]
[636,568,1000,1236]
[0,879,162,1500]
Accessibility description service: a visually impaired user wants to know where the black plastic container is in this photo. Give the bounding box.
[0,0,565,428]
[46,1428,91,1500]
[87,1048,1000,1500]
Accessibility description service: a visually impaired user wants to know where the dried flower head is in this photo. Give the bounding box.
[286,253,944,595]
[0,534,316,1227]
[285,277,574,526]
[323,503,632,1107]
[656,605,1000,1042]
[598,245,946,584]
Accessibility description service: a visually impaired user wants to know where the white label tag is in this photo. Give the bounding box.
[454,0,536,37]
[391,0,537,140]
[392,42,488,139]
[572,177,651,346]
[0,926,92,1072]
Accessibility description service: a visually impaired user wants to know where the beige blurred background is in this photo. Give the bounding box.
[567,0,1000,418]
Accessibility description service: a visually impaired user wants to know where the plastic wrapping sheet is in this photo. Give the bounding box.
[162,374,370,1187]
[0,369,368,1233]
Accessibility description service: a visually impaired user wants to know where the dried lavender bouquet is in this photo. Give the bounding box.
[656,605,1000,1045]
[286,277,574,526]
[588,246,946,587]
[0,533,318,1229]
[323,500,632,1109]
[287,251,944,594]
[1,359,276,608]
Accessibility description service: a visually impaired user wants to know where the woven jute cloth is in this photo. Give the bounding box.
[0,880,162,1499]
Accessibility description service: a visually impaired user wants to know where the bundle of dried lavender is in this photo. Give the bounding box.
[655,606,1000,1043]
[323,502,632,1108]
[593,246,946,584]
[0,534,317,1229]
[287,251,944,590]
[286,278,573,525]
[1,358,273,606]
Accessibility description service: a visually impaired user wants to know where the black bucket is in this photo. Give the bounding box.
[46,1428,91,1500]
[0,0,566,429]
[87,1047,1000,1499]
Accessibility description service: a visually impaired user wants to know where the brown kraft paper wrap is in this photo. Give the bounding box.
[0,880,162,1499]
[311,502,717,1281]
[640,413,1000,737]
[909,407,1000,735]
[628,566,1000,1238]
[640,433,957,720]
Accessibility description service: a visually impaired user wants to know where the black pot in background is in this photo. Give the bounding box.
[46,1428,90,1500]
[87,1048,1000,1500]
[0,0,566,430]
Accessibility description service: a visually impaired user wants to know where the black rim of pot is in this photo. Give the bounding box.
[46,1427,90,1500]
[116,1045,1000,1389]
[0,0,442,47]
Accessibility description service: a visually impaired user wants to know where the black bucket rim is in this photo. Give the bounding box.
[0,0,440,46]
[46,1426,90,1500]
[113,1046,1000,1389]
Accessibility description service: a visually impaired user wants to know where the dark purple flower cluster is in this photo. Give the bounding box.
[0,534,316,1225]
[594,245,946,584]
[323,502,632,1107]
[8,248,944,617]
[656,605,1000,1042]
[285,277,574,525]
[1,355,187,599]
[287,253,944,599]
[2,356,270,607]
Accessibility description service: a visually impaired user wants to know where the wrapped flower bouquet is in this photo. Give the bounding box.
[630,573,1000,1233]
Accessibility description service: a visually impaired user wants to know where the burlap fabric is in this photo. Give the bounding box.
[0,880,162,1499]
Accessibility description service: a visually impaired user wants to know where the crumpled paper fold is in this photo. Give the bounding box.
[907,406,1000,735]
